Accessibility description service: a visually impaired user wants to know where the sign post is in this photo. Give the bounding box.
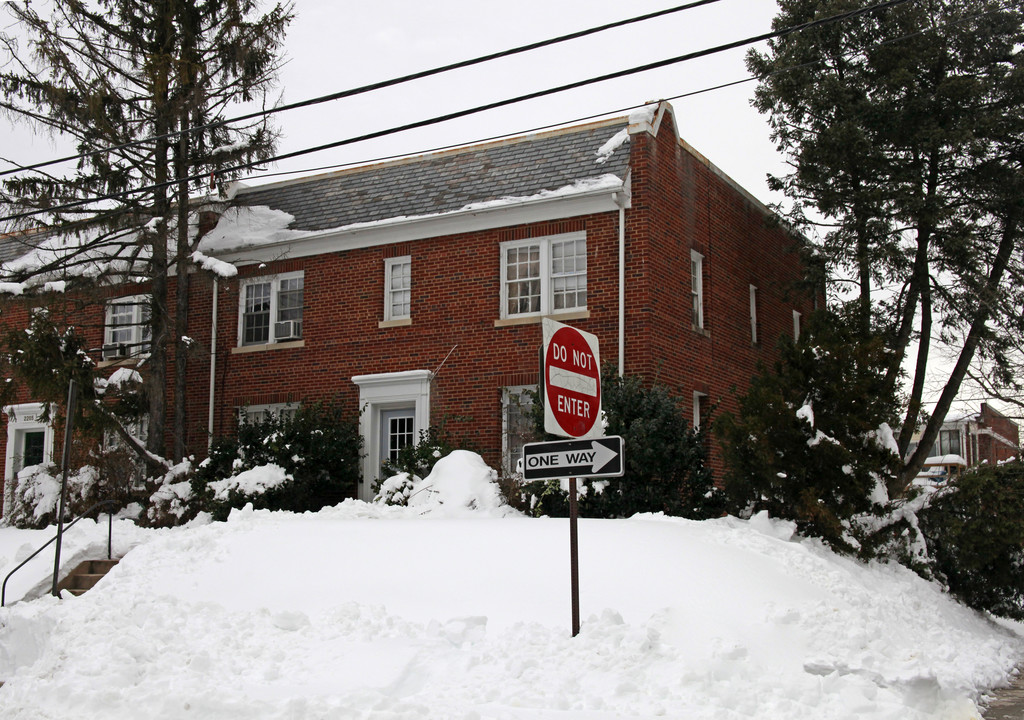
[538,319,621,637]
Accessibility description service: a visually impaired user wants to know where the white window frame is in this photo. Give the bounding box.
[793,310,802,341]
[499,231,587,319]
[502,385,537,477]
[238,271,304,346]
[693,391,708,431]
[104,294,151,359]
[383,256,411,322]
[3,402,55,521]
[749,285,759,345]
[691,250,704,329]
[238,402,299,426]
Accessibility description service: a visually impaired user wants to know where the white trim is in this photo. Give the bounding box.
[3,402,55,521]
[213,186,623,266]
[351,370,431,500]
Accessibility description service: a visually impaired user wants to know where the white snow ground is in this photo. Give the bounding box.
[1,453,1022,719]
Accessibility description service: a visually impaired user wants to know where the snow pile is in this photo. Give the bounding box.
[383,450,514,516]
[197,206,310,255]
[0,457,1022,719]
[190,250,238,278]
[595,128,629,163]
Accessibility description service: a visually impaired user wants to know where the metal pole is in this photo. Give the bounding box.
[51,379,77,598]
[569,476,580,637]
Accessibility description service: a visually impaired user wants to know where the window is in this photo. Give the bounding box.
[500,232,586,319]
[240,272,304,345]
[239,403,298,426]
[933,429,961,457]
[749,285,758,345]
[104,295,151,360]
[693,391,708,431]
[793,310,802,341]
[691,250,704,329]
[384,256,411,321]
[502,386,537,476]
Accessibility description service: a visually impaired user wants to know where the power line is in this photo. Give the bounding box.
[0,0,915,225]
[0,0,725,181]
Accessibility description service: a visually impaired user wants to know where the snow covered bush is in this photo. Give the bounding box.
[518,367,721,519]
[193,401,362,520]
[717,311,902,553]
[374,472,417,506]
[918,461,1024,619]
[376,450,513,515]
[6,463,100,529]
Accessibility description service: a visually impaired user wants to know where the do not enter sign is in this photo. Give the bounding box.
[542,318,601,438]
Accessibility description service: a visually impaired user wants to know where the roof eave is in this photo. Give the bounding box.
[213,181,629,265]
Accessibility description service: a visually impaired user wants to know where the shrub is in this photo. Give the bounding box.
[918,461,1024,619]
[518,366,721,519]
[193,401,362,520]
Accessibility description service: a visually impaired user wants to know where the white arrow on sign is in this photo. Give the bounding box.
[526,440,618,475]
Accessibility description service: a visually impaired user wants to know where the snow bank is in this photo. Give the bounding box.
[0,458,1021,719]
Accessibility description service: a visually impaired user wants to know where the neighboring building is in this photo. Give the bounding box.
[911,403,1021,472]
[1,101,814,512]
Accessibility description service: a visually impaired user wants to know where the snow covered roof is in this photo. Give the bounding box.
[226,117,633,234]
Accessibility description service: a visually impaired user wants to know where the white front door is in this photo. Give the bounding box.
[379,407,416,477]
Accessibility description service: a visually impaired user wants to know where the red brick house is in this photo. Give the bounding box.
[916,403,1021,469]
[1,101,813,510]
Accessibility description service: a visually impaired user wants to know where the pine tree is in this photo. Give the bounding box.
[717,311,902,551]
[0,0,292,465]
[749,0,1024,489]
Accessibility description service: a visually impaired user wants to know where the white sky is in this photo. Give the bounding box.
[0,0,788,205]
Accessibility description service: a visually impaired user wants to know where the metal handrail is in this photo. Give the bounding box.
[2,500,118,607]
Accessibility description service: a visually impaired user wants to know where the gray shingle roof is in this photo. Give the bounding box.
[233,118,632,232]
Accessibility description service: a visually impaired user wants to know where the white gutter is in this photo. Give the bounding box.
[207,277,218,450]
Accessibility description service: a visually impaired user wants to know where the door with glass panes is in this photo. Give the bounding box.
[379,407,416,478]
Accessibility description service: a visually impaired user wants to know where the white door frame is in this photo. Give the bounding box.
[3,402,55,521]
[351,370,431,501]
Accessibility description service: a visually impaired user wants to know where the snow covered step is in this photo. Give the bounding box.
[56,559,119,597]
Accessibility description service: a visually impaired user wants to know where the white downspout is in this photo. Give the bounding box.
[616,196,626,376]
[207,277,218,451]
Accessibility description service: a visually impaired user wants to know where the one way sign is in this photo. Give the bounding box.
[522,436,625,480]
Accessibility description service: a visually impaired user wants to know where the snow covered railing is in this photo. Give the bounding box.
[2,500,116,608]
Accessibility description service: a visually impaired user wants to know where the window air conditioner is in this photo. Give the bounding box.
[274,320,302,341]
[102,343,129,360]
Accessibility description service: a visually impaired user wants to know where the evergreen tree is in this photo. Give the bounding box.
[717,311,902,551]
[0,0,292,466]
[749,0,1024,489]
